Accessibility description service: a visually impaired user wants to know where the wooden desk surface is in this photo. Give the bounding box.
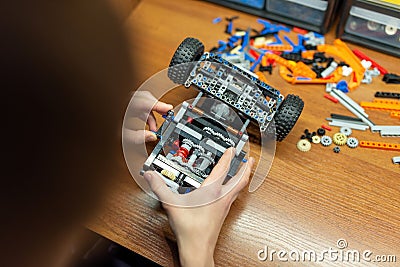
[87,0,400,266]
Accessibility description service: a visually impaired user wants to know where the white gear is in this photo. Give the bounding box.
[321,135,332,146]
[297,139,311,152]
[312,135,321,144]
[346,137,359,148]
[340,127,352,136]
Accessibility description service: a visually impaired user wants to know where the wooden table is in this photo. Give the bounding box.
[87,0,400,266]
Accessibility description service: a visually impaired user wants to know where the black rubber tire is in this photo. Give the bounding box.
[274,94,304,142]
[168,37,204,84]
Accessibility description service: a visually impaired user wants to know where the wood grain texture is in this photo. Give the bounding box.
[87,0,400,266]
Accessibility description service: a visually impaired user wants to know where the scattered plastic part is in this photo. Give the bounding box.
[392,156,400,164]
[312,135,321,144]
[297,139,311,152]
[359,141,400,152]
[330,89,375,128]
[279,65,342,84]
[346,137,359,148]
[341,66,353,77]
[257,19,290,35]
[292,27,308,35]
[391,111,400,119]
[333,146,340,153]
[360,59,372,69]
[255,71,268,83]
[212,17,222,24]
[325,83,336,93]
[317,39,364,90]
[366,67,380,77]
[373,99,400,105]
[370,125,400,137]
[340,127,352,136]
[283,34,305,53]
[161,169,177,181]
[333,133,347,146]
[321,61,338,78]
[327,119,369,131]
[317,128,325,136]
[352,49,388,75]
[375,92,400,99]
[324,93,338,103]
[336,80,349,93]
[321,124,332,131]
[360,101,400,112]
[382,73,400,84]
[321,135,332,146]
[266,53,316,79]
[330,113,363,122]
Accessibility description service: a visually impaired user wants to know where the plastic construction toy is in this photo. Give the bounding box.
[141,37,304,192]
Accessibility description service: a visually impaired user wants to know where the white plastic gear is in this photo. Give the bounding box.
[312,135,321,144]
[340,127,352,136]
[333,133,347,146]
[321,135,332,146]
[297,139,311,152]
[346,137,359,148]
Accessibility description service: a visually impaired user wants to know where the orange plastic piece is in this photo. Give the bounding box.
[279,66,342,84]
[373,99,400,106]
[262,44,293,52]
[293,61,317,78]
[359,141,400,152]
[360,101,400,112]
[301,50,315,59]
[266,53,316,79]
[255,71,269,84]
[266,53,291,68]
[317,39,364,90]
[390,111,400,119]
[261,55,268,67]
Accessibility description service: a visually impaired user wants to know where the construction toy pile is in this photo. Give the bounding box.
[211,16,400,165]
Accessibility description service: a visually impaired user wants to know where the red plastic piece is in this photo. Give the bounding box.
[249,49,260,60]
[324,93,338,103]
[352,49,388,75]
[292,27,308,35]
[175,146,189,161]
[186,116,193,123]
[321,124,332,131]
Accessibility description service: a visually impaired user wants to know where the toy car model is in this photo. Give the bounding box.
[141,37,304,193]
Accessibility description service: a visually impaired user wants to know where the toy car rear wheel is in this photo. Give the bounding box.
[168,37,204,84]
[274,94,304,142]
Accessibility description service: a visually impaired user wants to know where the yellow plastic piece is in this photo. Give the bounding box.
[360,101,400,112]
[317,39,364,90]
[161,169,176,181]
[333,133,347,146]
[230,45,242,55]
[359,141,400,152]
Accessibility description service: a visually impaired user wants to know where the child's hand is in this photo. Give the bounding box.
[144,148,254,267]
[124,91,172,144]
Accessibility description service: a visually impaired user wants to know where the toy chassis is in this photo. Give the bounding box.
[141,38,304,193]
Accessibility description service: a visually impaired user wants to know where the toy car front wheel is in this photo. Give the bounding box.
[168,37,205,84]
[274,94,304,141]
